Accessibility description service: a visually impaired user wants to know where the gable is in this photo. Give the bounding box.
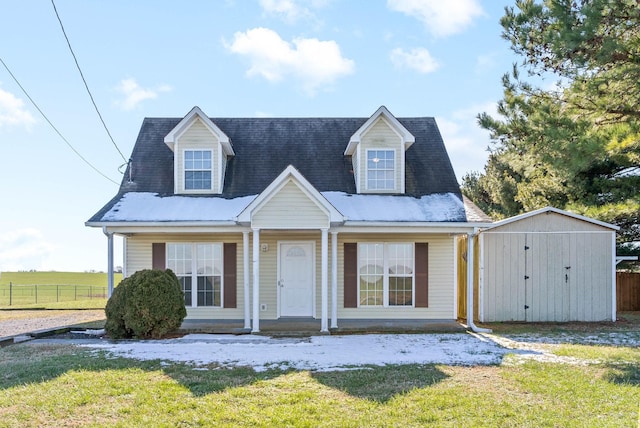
[237,165,345,228]
[164,107,234,195]
[252,180,331,229]
[345,106,415,194]
[487,207,618,233]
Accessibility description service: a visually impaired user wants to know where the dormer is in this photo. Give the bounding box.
[345,106,414,194]
[164,106,234,194]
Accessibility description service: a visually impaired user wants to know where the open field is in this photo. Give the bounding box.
[0,272,121,309]
[0,271,122,286]
[0,315,638,427]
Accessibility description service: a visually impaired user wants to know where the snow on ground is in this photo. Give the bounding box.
[77,332,558,372]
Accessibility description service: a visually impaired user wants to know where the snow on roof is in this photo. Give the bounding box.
[324,192,467,222]
[100,193,256,222]
[99,191,467,223]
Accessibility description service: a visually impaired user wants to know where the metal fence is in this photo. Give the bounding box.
[0,283,107,306]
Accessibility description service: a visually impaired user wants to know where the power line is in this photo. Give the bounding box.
[51,0,128,164]
[0,57,120,186]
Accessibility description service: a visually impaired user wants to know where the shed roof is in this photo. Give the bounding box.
[484,206,619,232]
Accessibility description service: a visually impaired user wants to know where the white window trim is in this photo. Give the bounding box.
[365,148,396,192]
[167,242,224,308]
[182,149,214,193]
[357,242,415,308]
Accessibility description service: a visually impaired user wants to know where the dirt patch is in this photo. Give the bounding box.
[0,310,105,337]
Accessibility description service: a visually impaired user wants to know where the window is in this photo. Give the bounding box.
[184,150,212,190]
[167,243,222,307]
[358,243,413,307]
[367,149,395,191]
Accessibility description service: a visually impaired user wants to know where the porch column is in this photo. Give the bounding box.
[321,228,329,333]
[252,228,260,333]
[331,231,338,329]
[103,227,114,298]
[243,231,251,330]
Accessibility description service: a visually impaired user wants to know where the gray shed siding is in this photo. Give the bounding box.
[481,211,615,322]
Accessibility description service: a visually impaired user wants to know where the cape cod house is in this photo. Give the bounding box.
[87,106,491,332]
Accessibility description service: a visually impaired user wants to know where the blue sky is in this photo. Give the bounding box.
[0,0,520,272]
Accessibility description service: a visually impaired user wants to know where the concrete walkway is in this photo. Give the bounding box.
[180,318,466,335]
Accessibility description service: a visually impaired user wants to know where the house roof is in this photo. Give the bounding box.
[88,113,467,224]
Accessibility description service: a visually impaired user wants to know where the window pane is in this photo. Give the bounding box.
[367,150,395,191]
[196,244,222,307]
[359,276,383,306]
[184,150,212,190]
[358,243,384,306]
[389,277,412,306]
[180,276,192,306]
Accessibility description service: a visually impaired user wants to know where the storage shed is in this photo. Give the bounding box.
[479,207,618,322]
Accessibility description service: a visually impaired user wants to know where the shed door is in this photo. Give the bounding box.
[279,242,314,317]
[525,233,571,322]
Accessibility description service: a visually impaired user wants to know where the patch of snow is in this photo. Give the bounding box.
[101,193,256,222]
[70,329,105,336]
[323,191,466,222]
[99,191,468,223]
[79,333,514,371]
[74,330,640,371]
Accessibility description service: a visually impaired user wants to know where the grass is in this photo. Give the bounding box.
[0,272,121,309]
[0,336,638,426]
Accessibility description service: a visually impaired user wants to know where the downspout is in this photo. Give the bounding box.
[102,227,114,298]
[467,228,491,333]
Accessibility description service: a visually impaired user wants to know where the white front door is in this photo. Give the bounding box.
[279,242,314,317]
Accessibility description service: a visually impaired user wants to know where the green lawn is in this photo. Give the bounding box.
[0,336,637,426]
[0,272,121,309]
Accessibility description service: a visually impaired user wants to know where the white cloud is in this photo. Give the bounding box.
[259,0,313,23]
[0,228,55,271]
[114,78,172,111]
[0,87,35,128]
[226,27,355,95]
[390,47,439,73]
[437,102,498,180]
[387,0,484,37]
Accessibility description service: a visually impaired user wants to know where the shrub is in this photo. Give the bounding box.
[105,269,187,339]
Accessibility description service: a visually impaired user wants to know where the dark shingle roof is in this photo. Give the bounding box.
[88,115,462,222]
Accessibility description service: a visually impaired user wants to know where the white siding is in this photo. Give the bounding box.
[252,180,329,229]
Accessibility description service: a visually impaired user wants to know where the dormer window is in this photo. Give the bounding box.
[184,150,212,190]
[345,106,414,194]
[164,106,234,195]
[367,150,395,190]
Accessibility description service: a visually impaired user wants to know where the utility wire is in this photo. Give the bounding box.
[51,0,128,164]
[0,57,120,186]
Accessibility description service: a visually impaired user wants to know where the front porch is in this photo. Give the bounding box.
[180,318,466,336]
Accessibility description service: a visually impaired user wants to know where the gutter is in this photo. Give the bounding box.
[466,228,491,333]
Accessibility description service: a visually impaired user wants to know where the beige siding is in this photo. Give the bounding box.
[358,118,403,193]
[125,230,456,322]
[336,233,455,319]
[481,228,614,322]
[125,233,245,320]
[351,151,360,192]
[252,180,330,229]
[175,118,221,194]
